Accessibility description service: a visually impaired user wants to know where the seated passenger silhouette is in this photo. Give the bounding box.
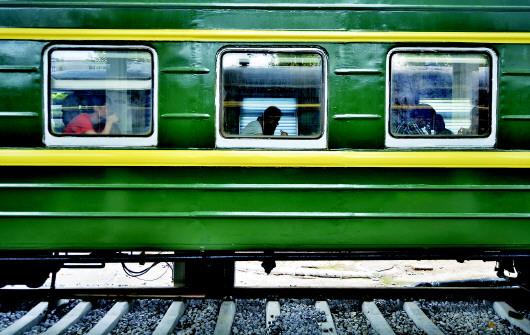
[458,107,480,135]
[241,106,288,136]
[433,113,453,135]
[63,95,119,135]
[60,94,84,128]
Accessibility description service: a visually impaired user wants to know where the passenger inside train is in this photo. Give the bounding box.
[48,48,154,143]
[240,106,288,136]
[217,48,326,148]
[387,49,494,146]
[394,104,435,135]
[63,95,119,135]
[434,113,453,135]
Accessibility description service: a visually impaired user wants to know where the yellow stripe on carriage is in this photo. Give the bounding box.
[1,28,530,44]
[1,149,530,168]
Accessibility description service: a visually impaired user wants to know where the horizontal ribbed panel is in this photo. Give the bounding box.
[0,183,529,190]
[1,211,529,219]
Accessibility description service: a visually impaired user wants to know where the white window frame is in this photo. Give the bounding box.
[43,45,158,147]
[215,47,328,149]
[385,47,497,148]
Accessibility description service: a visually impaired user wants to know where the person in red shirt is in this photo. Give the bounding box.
[63,95,119,134]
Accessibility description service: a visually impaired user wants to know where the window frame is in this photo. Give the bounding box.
[385,47,497,148]
[43,45,158,147]
[215,47,328,149]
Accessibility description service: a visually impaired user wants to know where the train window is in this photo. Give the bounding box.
[44,46,157,147]
[216,48,327,149]
[386,48,497,148]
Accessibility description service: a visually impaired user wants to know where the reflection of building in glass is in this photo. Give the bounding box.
[419,98,473,134]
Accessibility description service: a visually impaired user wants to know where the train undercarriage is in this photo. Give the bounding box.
[1,250,529,289]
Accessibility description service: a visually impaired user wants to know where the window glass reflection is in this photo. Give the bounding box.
[390,52,492,137]
[50,49,153,136]
[221,51,324,138]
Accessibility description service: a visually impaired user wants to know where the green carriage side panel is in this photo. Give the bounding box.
[1,2,529,149]
[2,216,528,251]
[0,1,529,257]
[1,1,529,32]
[497,44,530,150]
[0,166,529,251]
[0,41,44,147]
[328,43,387,149]
[156,42,216,149]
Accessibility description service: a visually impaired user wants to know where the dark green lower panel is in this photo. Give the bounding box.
[0,166,529,252]
[0,216,528,251]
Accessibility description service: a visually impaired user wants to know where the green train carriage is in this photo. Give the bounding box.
[0,0,529,287]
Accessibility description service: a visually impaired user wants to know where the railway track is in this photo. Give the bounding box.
[0,287,529,335]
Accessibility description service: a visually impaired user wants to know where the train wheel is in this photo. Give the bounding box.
[0,262,60,288]
[514,259,530,287]
[496,259,530,288]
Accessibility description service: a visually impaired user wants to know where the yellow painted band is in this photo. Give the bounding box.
[1,28,529,44]
[1,150,530,168]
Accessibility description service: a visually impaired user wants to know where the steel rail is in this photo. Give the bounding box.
[0,286,528,301]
